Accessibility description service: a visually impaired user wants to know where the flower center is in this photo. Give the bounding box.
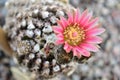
[63,24,85,46]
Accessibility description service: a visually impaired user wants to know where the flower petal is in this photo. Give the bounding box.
[72,48,78,56]
[86,27,105,36]
[55,39,64,45]
[72,47,81,58]
[85,36,102,44]
[57,20,65,29]
[53,26,63,34]
[67,12,74,23]
[80,43,99,52]
[80,12,93,26]
[85,17,98,30]
[81,49,91,57]
[74,8,81,23]
[57,34,64,41]
[79,9,88,23]
[64,42,72,53]
[60,17,68,27]
[77,47,91,57]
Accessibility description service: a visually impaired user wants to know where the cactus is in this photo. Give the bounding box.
[0,0,104,80]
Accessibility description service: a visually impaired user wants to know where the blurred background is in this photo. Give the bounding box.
[0,0,120,80]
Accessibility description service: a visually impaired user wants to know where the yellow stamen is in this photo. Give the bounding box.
[63,24,85,46]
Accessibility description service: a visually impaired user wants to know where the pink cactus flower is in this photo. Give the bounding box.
[53,9,105,58]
